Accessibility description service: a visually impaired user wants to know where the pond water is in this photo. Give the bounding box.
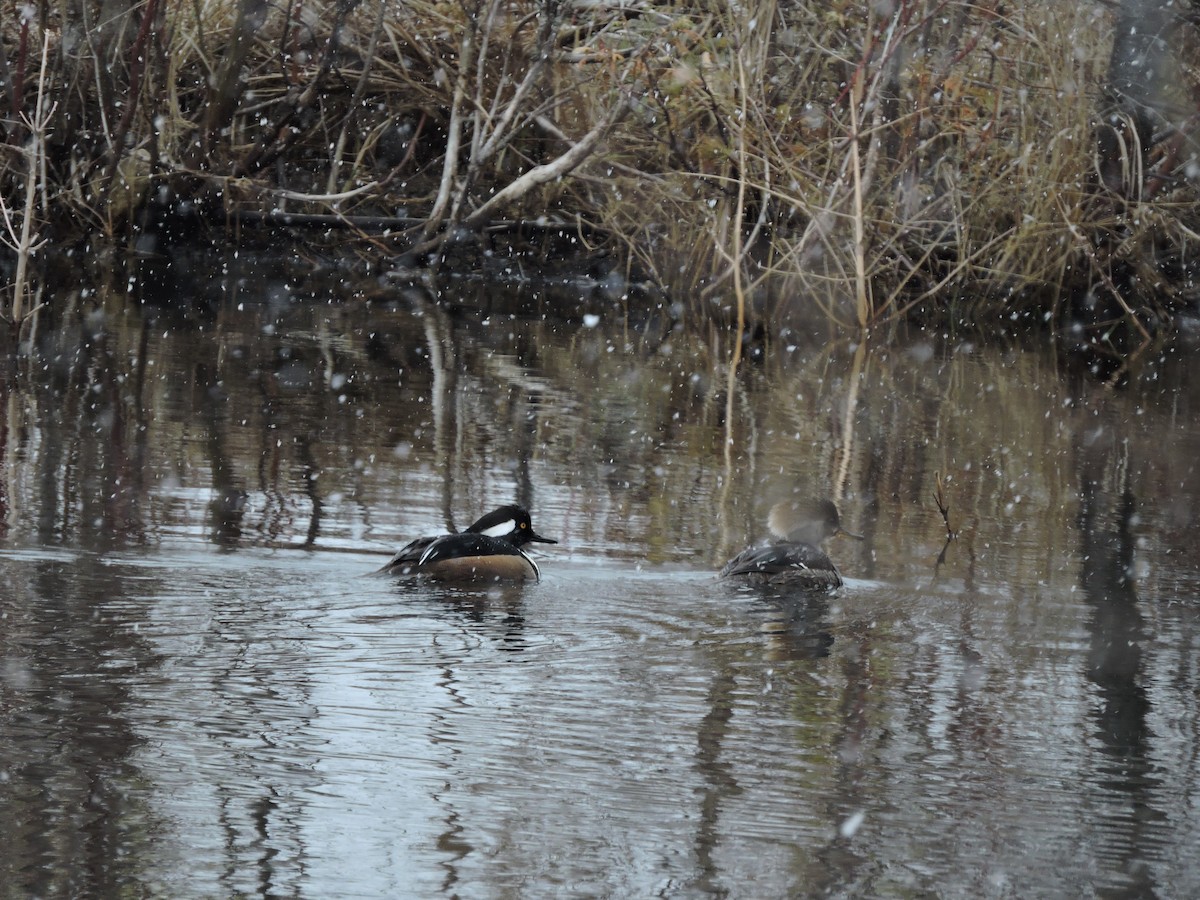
[1,253,1199,897]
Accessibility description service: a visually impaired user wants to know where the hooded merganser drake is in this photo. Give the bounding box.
[719,499,859,590]
[379,505,557,582]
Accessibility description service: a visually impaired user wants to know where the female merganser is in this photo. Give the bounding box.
[719,499,858,590]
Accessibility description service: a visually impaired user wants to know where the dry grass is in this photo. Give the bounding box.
[588,0,1200,336]
[1,0,1198,344]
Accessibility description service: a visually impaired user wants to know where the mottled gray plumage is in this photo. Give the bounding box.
[720,499,856,590]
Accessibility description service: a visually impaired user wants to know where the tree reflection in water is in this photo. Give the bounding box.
[0,258,1198,897]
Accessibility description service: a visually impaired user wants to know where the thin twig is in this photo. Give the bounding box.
[932,471,955,540]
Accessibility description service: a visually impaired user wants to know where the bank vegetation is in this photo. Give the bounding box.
[1,0,1198,360]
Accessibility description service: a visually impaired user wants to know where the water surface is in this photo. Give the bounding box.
[1,259,1198,897]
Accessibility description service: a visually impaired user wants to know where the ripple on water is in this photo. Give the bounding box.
[4,537,1200,897]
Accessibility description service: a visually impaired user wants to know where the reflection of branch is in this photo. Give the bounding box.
[296,434,323,549]
[408,289,459,529]
[834,338,867,501]
[931,471,956,584]
[932,471,954,540]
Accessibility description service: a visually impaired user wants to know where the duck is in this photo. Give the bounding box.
[379,505,557,582]
[719,498,859,590]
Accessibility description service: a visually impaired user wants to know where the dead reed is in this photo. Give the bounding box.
[593,0,1200,342]
[0,0,1197,348]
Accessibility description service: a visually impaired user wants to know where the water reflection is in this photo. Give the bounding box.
[1076,401,1166,897]
[1,553,164,897]
[1,256,1199,897]
[399,582,531,653]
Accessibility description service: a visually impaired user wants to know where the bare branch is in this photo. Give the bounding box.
[461,93,631,231]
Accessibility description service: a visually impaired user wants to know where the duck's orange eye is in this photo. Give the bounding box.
[520,522,527,529]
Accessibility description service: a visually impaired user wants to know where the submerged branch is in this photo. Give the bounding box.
[932,472,955,541]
